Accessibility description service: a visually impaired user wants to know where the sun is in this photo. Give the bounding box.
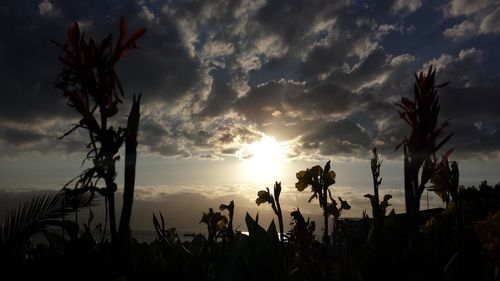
[238,136,288,183]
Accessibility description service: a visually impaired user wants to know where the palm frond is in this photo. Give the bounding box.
[0,189,98,249]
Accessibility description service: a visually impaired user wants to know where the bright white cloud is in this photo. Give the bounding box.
[423,48,481,72]
[443,20,477,38]
[202,40,235,59]
[447,0,491,16]
[443,0,500,38]
[139,4,156,22]
[390,54,416,66]
[392,0,422,14]
[480,7,500,33]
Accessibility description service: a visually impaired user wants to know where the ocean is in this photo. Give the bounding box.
[30,230,227,245]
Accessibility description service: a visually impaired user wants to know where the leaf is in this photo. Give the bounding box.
[1,190,95,247]
[273,181,281,199]
[245,212,267,244]
[266,220,279,242]
[310,165,323,177]
[435,132,454,152]
[394,141,403,151]
[296,170,307,180]
[400,97,414,109]
[68,22,80,48]
[255,197,265,206]
[125,27,146,48]
[364,194,374,200]
[119,16,127,48]
[255,189,273,206]
[308,193,318,203]
[338,197,351,210]
[295,170,310,191]
[295,181,308,192]
[324,160,331,173]
[436,81,451,88]
[380,194,392,211]
[325,170,336,186]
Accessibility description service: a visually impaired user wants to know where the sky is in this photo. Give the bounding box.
[1,0,500,232]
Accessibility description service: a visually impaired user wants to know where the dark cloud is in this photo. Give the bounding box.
[1,0,499,161]
[0,4,71,122]
[0,0,201,121]
[423,48,500,159]
[286,83,355,115]
[300,119,372,157]
[152,143,191,158]
[235,79,302,125]
[118,17,202,103]
[326,47,392,90]
[254,0,336,46]
[0,127,47,146]
[199,68,239,117]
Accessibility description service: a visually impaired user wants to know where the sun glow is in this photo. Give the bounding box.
[238,136,288,183]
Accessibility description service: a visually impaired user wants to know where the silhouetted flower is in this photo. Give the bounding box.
[256,187,275,206]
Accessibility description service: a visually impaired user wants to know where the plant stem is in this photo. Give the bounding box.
[322,186,329,246]
[118,95,141,249]
[102,196,108,243]
[106,179,117,242]
[275,200,284,243]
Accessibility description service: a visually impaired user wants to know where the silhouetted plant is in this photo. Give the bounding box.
[219,200,235,240]
[153,212,180,244]
[396,65,453,249]
[255,182,284,242]
[7,48,500,280]
[53,17,145,250]
[62,185,97,228]
[364,147,393,244]
[288,208,317,256]
[0,189,92,255]
[200,208,228,244]
[295,161,336,245]
[369,147,383,212]
[327,195,351,244]
[431,159,459,209]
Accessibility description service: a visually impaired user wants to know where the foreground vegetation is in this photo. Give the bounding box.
[1,18,499,281]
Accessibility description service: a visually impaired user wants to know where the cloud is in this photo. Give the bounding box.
[38,0,60,17]
[392,0,422,14]
[0,126,48,147]
[419,48,500,159]
[446,0,491,16]
[138,2,156,23]
[390,54,416,66]
[442,0,500,38]
[1,0,499,163]
[423,48,482,82]
[443,20,477,38]
[480,7,500,33]
[198,68,239,117]
[297,119,372,158]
